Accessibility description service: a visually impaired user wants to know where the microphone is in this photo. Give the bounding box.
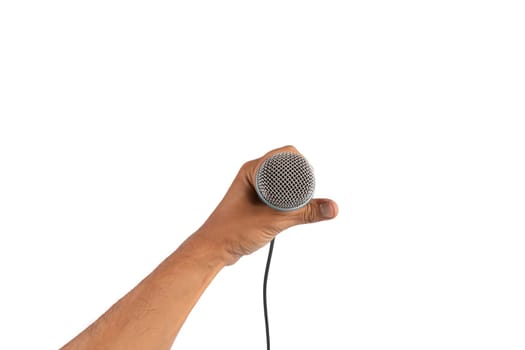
[255,152,315,211]
[255,151,317,350]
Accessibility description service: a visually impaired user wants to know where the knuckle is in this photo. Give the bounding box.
[302,204,317,224]
[282,145,298,153]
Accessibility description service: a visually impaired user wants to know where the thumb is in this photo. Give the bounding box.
[296,198,339,225]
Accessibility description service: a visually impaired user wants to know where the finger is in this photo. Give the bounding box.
[243,145,302,186]
[296,198,339,225]
[261,144,300,159]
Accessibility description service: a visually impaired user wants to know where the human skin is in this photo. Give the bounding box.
[60,145,338,350]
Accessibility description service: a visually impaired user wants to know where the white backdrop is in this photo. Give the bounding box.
[1,1,524,349]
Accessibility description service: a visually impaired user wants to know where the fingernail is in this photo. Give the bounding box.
[320,202,333,218]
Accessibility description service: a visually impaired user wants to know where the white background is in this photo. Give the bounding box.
[1,1,524,349]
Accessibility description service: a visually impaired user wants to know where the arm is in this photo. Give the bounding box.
[61,145,338,350]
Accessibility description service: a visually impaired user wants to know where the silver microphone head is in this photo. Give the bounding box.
[255,152,315,211]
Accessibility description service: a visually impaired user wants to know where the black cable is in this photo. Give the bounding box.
[263,238,275,350]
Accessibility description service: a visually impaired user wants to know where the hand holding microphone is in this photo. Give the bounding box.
[195,145,338,266]
[61,145,338,350]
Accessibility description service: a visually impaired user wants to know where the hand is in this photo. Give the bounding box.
[194,145,338,265]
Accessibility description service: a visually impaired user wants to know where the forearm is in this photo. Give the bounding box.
[61,233,226,350]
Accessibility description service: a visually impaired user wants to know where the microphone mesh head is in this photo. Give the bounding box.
[255,152,315,211]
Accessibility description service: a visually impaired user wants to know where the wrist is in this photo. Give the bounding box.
[189,224,243,266]
[180,230,231,269]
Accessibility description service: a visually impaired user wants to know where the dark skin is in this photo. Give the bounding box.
[61,145,338,350]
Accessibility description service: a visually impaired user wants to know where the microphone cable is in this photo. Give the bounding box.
[263,238,275,350]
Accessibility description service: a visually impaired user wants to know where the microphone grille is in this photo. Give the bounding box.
[255,152,315,211]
